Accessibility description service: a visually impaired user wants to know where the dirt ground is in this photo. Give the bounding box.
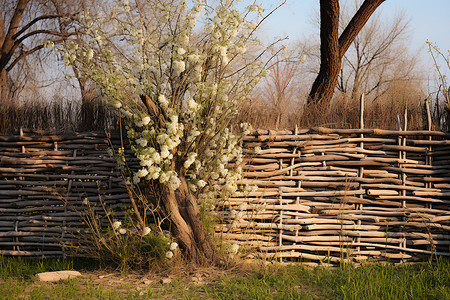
[19,261,258,298]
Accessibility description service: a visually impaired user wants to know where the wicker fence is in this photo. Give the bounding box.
[0,129,130,257]
[217,127,450,264]
[1,127,450,263]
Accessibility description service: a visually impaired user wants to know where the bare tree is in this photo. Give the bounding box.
[336,3,418,102]
[263,57,298,129]
[49,0,105,129]
[0,0,77,103]
[308,0,385,105]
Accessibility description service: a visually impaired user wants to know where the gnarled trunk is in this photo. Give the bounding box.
[161,174,215,264]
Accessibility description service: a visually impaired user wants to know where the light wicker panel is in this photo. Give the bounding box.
[216,128,450,264]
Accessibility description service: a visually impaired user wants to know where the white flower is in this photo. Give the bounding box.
[173,60,185,76]
[140,158,153,167]
[218,164,228,176]
[221,55,229,65]
[167,122,178,135]
[112,221,122,230]
[159,172,170,184]
[151,152,161,164]
[142,116,151,125]
[166,251,174,259]
[158,94,169,108]
[254,146,262,154]
[136,137,147,147]
[145,166,160,180]
[119,228,127,235]
[184,152,197,168]
[137,168,149,178]
[135,120,144,127]
[168,175,181,190]
[219,46,227,58]
[169,242,178,251]
[113,101,122,108]
[177,48,186,56]
[169,114,178,123]
[197,180,206,188]
[187,98,198,111]
[160,145,170,159]
[87,48,94,60]
[188,54,199,64]
[142,227,151,236]
[157,133,168,145]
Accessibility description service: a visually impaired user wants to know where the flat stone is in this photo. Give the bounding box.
[36,271,82,282]
[160,278,172,285]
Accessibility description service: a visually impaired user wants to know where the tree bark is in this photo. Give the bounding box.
[308,0,385,105]
[308,0,341,105]
[0,69,8,102]
[162,174,215,264]
[0,0,29,72]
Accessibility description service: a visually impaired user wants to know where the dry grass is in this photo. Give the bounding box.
[0,99,119,134]
[236,90,431,130]
[1,85,444,134]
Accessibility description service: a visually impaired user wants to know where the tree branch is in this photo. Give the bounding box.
[12,14,62,40]
[0,0,29,70]
[338,0,385,57]
[6,30,78,63]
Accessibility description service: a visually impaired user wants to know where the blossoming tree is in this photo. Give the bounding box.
[55,0,276,262]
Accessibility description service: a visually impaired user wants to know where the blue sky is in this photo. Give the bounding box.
[258,0,450,60]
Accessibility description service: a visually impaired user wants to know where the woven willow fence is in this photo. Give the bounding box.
[217,127,450,264]
[0,129,130,257]
[1,126,450,263]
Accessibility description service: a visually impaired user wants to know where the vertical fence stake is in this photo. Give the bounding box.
[357,94,365,254]
[279,158,283,263]
[401,108,408,251]
[424,99,433,210]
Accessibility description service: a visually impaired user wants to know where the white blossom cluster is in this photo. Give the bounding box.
[54,0,274,205]
[112,221,152,237]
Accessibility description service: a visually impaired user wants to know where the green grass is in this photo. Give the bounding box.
[313,260,450,300]
[0,256,100,280]
[0,256,449,299]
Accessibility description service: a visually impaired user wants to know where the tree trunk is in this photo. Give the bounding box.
[308,0,341,105]
[161,174,215,264]
[0,69,10,103]
[308,0,386,105]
